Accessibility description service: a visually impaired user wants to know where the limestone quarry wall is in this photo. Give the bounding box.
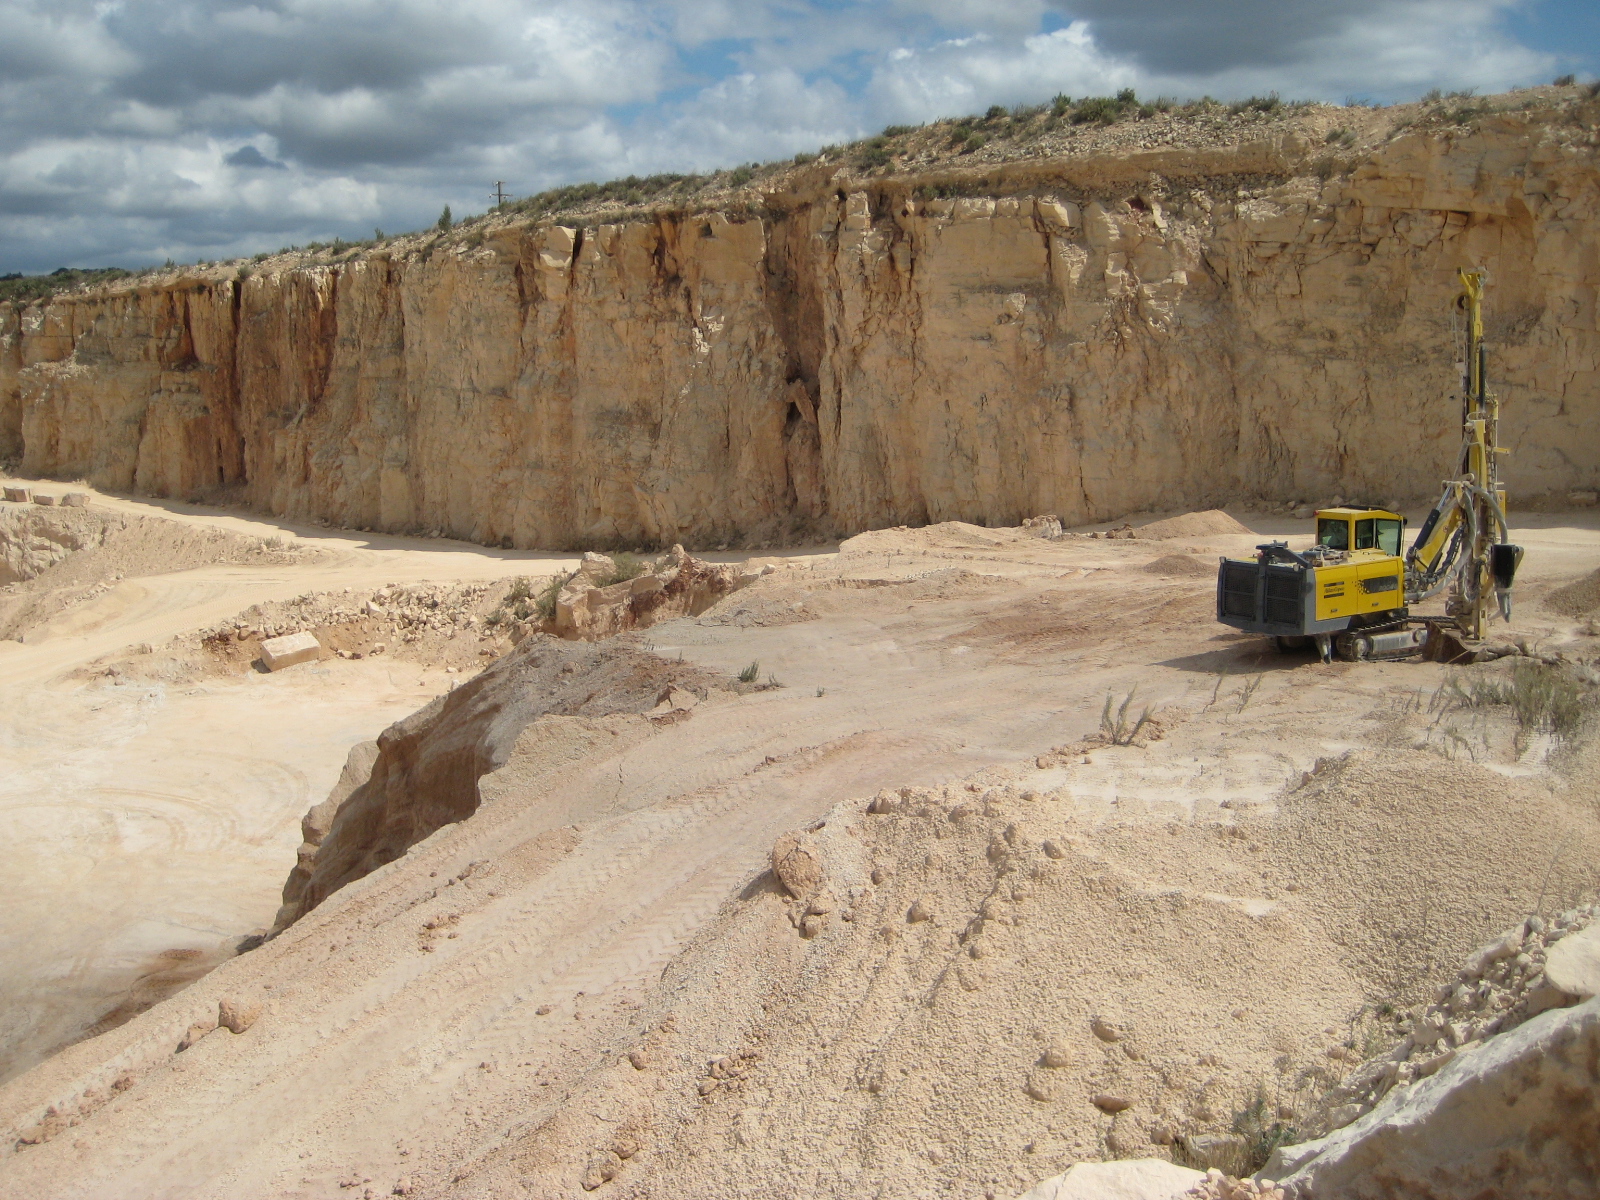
[2,112,1597,548]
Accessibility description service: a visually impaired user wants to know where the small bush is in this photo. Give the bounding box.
[729,166,754,186]
[1553,74,1575,87]
[1230,93,1281,115]
[596,552,647,588]
[1421,87,1443,102]
[1071,96,1121,125]
[1231,1089,1297,1174]
[854,137,892,168]
[1434,660,1593,740]
[793,151,817,165]
[1100,689,1153,744]
[738,661,760,684]
[534,572,572,622]
[1051,93,1072,116]
[505,577,534,604]
[436,205,452,232]
[881,124,915,137]
[985,104,1008,121]
[962,132,987,153]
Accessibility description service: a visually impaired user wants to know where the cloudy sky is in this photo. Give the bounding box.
[2,0,1595,275]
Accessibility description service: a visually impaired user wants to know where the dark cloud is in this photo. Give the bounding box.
[1053,0,1394,74]
[224,145,287,169]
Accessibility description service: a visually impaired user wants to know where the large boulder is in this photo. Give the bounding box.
[1263,997,1600,1197]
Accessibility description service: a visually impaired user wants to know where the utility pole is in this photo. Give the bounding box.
[491,181,510,209]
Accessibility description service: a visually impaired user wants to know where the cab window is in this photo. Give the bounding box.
[1375,519,1402,556]
[1355,518,1376,550]
[1317,518,1349,550]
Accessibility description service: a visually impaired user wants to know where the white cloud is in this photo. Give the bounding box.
[0,0,1571,274]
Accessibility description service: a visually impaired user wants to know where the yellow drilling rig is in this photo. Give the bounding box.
[1217,268,1523,662]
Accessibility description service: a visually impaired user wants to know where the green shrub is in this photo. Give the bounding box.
[534,572,572,622]
[962,132,987,153]
[738,661,760,684]
[1434,660,1593,740]
[1231,1089,1297,1174]
[1051,93,1072,116]
[596,553,647,588]
[1071,96,1121,125]
[436,205,452,232]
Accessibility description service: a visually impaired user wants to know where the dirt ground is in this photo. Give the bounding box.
[1,477,1598,1198]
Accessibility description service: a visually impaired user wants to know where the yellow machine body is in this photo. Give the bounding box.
[1307,508,1406,623]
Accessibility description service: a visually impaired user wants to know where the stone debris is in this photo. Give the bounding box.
[32,493,58,507]
[259,631,321,672]
[1265,998,1600,1197]
[1300,902,1598,1137]
[551,545,766,641]
[218,997,262,1034]
[1182,1169,1286,1200]
[2,486,31,503]
[175,1019,216,1052]
[1016,1158,1203,1200]
[61,492,90,508]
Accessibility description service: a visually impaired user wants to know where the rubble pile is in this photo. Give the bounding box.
[1304,902,1598,1137]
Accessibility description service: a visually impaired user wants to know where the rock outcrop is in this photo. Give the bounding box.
[273,637,727,928]
[4,96,1598,546]
[548,545,764,640]
[1264,998,1600,1197]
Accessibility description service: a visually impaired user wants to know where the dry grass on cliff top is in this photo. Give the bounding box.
[8,81,1596,304]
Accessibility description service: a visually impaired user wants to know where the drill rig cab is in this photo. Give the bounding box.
[1216,268,1524,662]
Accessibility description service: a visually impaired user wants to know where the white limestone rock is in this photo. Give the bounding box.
[260,630,321,671]
[1015,1159,1204,1200]
[1263,998,1600,1197]
[1544,924,1600,998]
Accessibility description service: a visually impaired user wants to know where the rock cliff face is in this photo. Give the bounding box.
[3,105,1597,547]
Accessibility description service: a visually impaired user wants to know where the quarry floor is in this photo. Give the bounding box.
[1,479,1599,1198]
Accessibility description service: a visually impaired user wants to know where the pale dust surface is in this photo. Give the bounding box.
[0,478,582,1082]
[0,488,1598,1197]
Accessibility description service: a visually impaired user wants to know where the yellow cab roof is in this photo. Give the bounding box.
[1314,507,1403,520]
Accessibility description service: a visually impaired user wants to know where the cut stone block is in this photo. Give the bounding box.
[33,493,58,506]
[62,492,90,507]
[3,486,31,503]
[260,631,321,671]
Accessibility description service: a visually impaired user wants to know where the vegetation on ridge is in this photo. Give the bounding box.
[4,77,1596,305]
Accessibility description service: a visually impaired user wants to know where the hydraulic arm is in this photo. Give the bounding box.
[1403,268,1521,638]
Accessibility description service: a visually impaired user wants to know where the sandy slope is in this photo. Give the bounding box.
[0,479,585,1082]
[0,488,1597,1197]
